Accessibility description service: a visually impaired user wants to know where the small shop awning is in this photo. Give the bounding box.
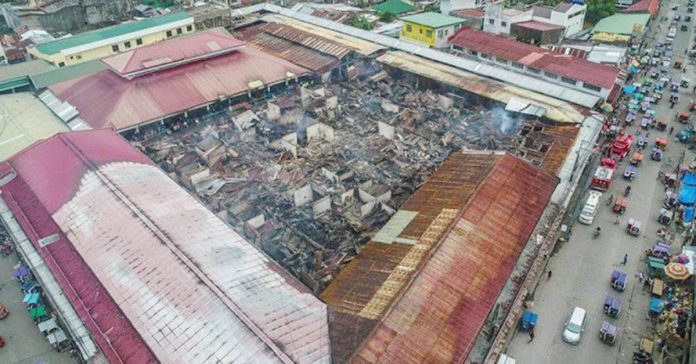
[38,317,58,334]
[29,304,47,319]
[23,292,40,305]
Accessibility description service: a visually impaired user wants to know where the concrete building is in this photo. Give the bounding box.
[484,1,586,37]
[399,11,465,48]
[511,21,565,45]
[440,0,489,14]
[449,27,622,100]
[27,12,194,67]
[591,13,650,43]
[0,93,68,160]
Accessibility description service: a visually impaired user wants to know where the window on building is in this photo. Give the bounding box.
[112,44,119,52]
[406,24,412,32]
[166,30,172,37]
[561,76,577,85]
[469,50,478,56]
[177,28,182,35]
[186,25,193,31]
[124,41,131,49]
[544,71,558,79]
[426,30,433,38]
[528,67,541,74]
[481,53,492,59]
[58,62,65,67]
[583,83,602,92]
[489,19,495,25]
[511,61,523,69]
[136,38,143,45]
[76,55,82,60]
[438,30,444,38]
[502,21,507,27]
[494,56,508,64]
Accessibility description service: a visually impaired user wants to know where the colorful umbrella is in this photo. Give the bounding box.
[671,255,690,264]
[665,263,690,280]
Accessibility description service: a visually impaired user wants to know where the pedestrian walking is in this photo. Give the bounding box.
[670,126,674,134]
[529,329,535,343]
[622,254,628,265]
[547,270,552,280]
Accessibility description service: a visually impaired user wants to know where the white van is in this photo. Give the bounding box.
[668,27,677,39]
[578,191,602,225]
[562,307,586,344]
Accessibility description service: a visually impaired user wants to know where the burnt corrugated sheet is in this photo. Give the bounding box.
[259,22,352,59]
[321,152,559,363]
[247,33,340,73]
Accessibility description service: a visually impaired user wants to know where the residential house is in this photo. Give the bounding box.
[400,11,465,48]
[27,12,194,67]
[373,0,415,15]
[440,0,489,14]
[449,27,622,100]
[484,1,586,37]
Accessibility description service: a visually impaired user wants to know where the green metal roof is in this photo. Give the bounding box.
[0,60,54,83]
[0,78,31,92]
[592,13,651,35]
[34,12,191,55]
[400,11,465,28]
[373,0,415,15]
[30,59,107,89]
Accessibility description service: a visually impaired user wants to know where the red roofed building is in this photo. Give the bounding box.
[623,0,659,17]
[448,27,622,100]
[321,151,558,363]
[0,129,330,363]
[45,29,310,132]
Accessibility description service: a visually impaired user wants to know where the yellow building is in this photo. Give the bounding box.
[400,12,465,48]
[27,12,195,67]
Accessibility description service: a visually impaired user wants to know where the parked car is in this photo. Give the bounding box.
[562,307,586,344]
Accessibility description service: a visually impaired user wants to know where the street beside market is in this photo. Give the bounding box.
[507,0,696,362]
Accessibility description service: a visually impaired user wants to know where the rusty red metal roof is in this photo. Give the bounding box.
[235,23,346,73]
[102,30,246,78]
[1,129,330,363]
[624,0,658,15]
[48,33,309,131]
[448,27,620,89]
[321,152,558,363]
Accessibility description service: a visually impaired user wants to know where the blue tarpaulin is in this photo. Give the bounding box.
[630,65,638,74]
[650,297,664,313]
[679,187,696,205]
[624,85,637,94]
[684,172,696,186]
[685,207,694,224]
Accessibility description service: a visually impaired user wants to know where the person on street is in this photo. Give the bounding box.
[529,329,535,343]
[670,126,674,134]
[622,254,628,265]
[547,270,552,280]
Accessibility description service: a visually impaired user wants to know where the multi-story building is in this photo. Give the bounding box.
[483,1,586,37]
[27,12,194,67]
[449,27,622,100]
[399,11,465,48]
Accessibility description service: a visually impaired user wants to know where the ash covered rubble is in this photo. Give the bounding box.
[139,77,567,292]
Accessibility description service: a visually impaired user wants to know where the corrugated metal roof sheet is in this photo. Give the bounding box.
[101,29,246,78]
[0,59,54,83]
[592,13,650,35]
[250,4,601,108]
[377,51,587,124]
[449,27,620,89]
[0,129,330,363]
[29,59,107,89]
[322,151,558,363]
[513,20,564,31]
[0,93,68,161]
[400,12,465,28]
[235,23,344,73]
[623,0,658,14]
[47,35,309,131]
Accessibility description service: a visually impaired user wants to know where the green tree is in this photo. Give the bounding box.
[346,14,375,30]
[587,0,616,18]
[379,11,396,22]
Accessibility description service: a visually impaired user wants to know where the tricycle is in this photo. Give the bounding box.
[626,112,637,125]
[630,151,644,165]
[637,135,648,149]
[655,137,668,150]
[0,303,8,320]
[679,111,690,123]
[627,218,641,236]
[599,321,617,346]
[624,165,637,180]
[603,295,621,318]
[519,310,538,331]
[656,119,667,131]
[613,198,628,214]
[611,270,628,291]
[658,208,674,225]
[652,147,663,161]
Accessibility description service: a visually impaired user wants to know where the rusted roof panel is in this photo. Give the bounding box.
[243,31,340,73]
[538,124,580,174]
[259,22,352,59]
[321,152,558,363]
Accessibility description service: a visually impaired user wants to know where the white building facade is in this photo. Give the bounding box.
[483,1,586,37]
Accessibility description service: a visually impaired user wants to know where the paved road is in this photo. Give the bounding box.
[507,0,696,363]
[0,253,76,364]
